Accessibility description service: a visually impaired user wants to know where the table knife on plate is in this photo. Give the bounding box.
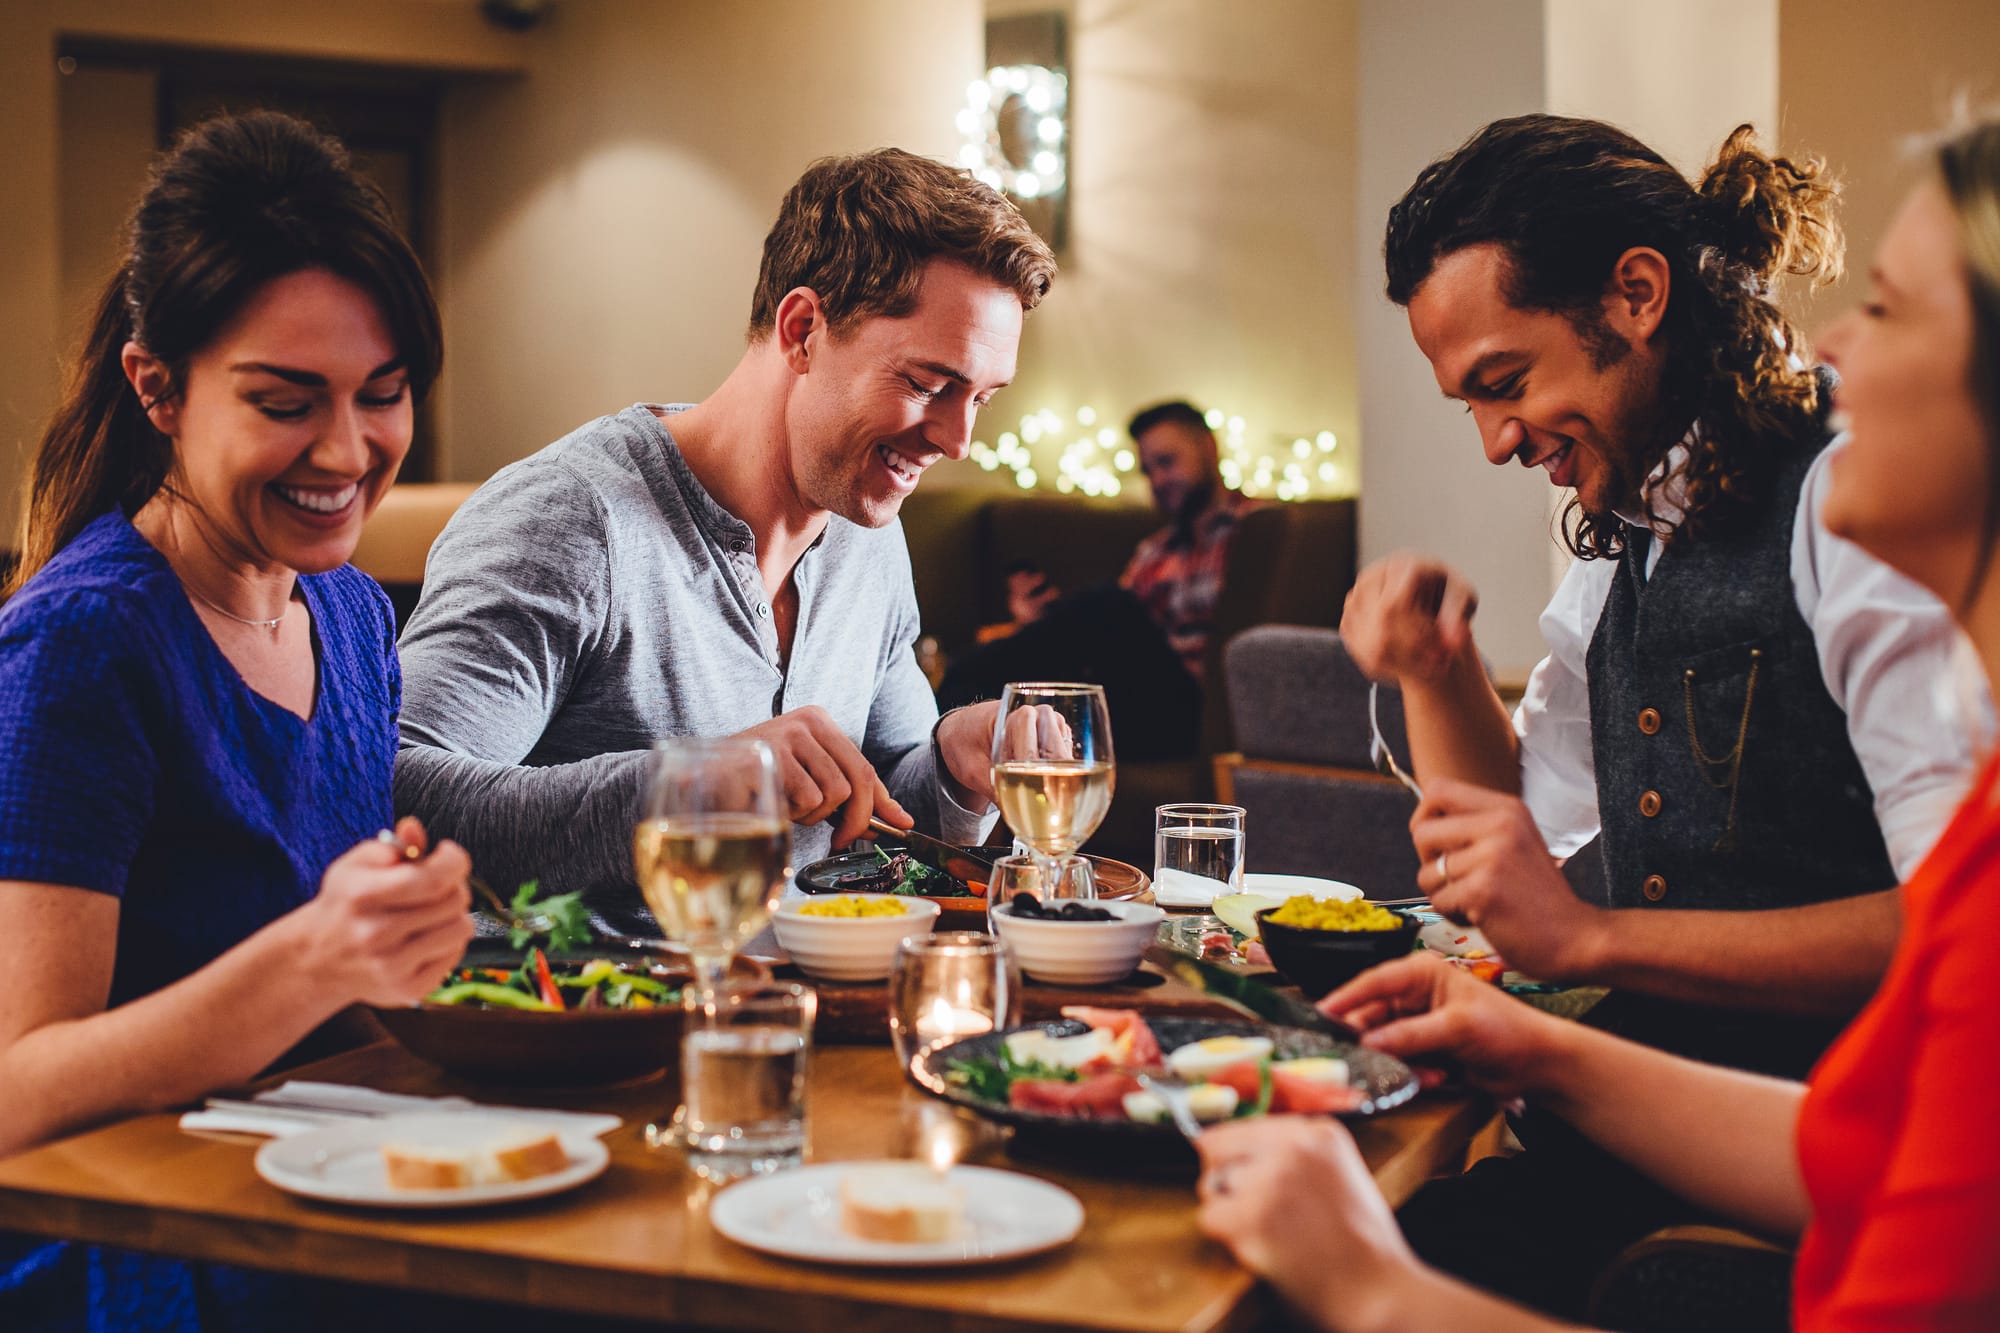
[864,817,999,892]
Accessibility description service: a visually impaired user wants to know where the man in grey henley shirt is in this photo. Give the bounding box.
[394,149,1059,933]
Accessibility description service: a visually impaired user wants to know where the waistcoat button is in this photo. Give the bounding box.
[1639,790,1662,818]
[1641,873,1667,901]
[1637,707,1661,735]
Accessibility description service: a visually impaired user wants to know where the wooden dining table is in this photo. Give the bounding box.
[0,1036,1491,1333]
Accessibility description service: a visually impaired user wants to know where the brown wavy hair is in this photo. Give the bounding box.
[747,148,1057,339]
[8,111,441,596]
[1384,115,1843,560]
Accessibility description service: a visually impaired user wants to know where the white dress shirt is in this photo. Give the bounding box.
[1515,435,1992,879]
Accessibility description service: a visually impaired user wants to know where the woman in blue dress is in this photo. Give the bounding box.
[0,111,474,1328]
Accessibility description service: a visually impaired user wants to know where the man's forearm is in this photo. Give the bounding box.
[1579,888,1900,1014]
[394,744,651,897]
[1404,644,1520,793]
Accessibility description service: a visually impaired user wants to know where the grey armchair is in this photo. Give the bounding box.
[1214,625,1424,896]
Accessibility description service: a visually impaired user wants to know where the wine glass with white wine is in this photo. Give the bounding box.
[990,682,1115,899]
[632,737,789,1003]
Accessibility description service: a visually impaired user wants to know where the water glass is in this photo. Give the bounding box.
[680,981,816,1181]
[1154,803,1247,901]
[889,932,1022,1078]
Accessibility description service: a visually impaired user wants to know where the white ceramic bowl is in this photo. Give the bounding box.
[989,901,1166,985]
[771,895,942,982]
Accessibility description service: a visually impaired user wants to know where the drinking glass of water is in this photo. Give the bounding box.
[1154,803,1247,907]
[679,980,816,1181]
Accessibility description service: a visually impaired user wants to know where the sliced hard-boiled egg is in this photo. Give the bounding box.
[1005,1027,1116,1071]
[1121,1082,1241,1124]
[1276,1056,1351,1084]
[1166,1034,1275,1081]
[1188,1082,1241,1121]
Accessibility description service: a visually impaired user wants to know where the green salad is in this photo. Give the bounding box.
[425,880,682,1013]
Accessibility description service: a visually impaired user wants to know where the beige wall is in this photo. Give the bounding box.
[1781,0,2000,332]
[1548,0,1779,178]
[435,0,980,483]
[1354,0,1554,677]
[974,0,1361,503]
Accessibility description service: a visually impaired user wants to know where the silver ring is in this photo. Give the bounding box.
[1435,852,1449,884]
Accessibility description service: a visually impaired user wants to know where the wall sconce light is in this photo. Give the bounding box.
[958,64,1068,203]
[971,11,1068,250]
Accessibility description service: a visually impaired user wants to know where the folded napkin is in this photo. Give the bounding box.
[1153,867,1234,908]
[179,1080,623,1139]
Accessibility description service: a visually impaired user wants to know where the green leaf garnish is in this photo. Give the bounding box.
[507,878,594,954]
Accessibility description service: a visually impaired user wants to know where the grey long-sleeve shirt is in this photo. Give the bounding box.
[394,404,995,933]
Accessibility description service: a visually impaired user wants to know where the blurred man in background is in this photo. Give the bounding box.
[940,400,1257,759]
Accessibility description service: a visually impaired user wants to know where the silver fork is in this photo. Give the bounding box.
[377,830,553,932]
[1134,1072,1206,1143]
[1368,682,1423,801]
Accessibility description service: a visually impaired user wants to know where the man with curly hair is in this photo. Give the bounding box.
[1339,115,1988,1317]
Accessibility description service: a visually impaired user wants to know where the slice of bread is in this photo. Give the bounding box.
[381,1122,570,1190]
[839,1164,965,1243]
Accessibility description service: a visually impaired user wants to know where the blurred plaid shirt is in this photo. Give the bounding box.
[1119,492,1261,681]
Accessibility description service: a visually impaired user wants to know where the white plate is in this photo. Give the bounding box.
[1418,918,1498,959]
[254,1112,610,1209]
[1242,873,1364,902]
[710,1162,1083,1267]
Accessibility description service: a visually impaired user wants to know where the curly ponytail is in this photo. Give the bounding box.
[1697,124,1844,291]
[1384,115,1845,560]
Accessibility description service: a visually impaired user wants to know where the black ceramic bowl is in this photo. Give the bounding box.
[1255,906,1421,999]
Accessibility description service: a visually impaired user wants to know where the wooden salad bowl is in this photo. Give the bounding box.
[372,945,769,1089]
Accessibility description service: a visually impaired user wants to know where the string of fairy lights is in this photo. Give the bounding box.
[955,68,1347,503]
[967,405,1351,502]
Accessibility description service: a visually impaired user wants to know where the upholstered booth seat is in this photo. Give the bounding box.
[898,489,1358,866]
[348,483,479,628]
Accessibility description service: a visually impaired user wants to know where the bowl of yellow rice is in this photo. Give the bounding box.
[1254,895,1421,998]
[772,893,942,982]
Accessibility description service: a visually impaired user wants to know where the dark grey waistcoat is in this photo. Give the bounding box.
[1578,415,1894,1078]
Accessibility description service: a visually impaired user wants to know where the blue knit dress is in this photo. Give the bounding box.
[0,511,399,1331]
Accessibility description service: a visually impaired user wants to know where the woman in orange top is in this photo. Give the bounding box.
[1194,116,2000,1332]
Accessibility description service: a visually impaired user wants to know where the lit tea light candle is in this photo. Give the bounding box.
[916,996,995,1046]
